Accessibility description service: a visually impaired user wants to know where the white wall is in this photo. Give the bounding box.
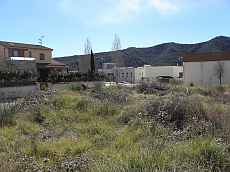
[114,67,135,83]
[184,60,230,86]
[134,67,144,83]
[134,65,183,83]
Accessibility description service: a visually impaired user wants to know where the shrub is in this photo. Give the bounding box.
[92,88,129,105]
[0,102,17,128]
[137,82,170,95]
[144,95,207,129]
[117,104,144,125]
[32,108,46,124]
[170,138,230,171]
[51,95,76,110]
[91,101,118,117]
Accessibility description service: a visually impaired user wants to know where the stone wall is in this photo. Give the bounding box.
[0,85,39,102]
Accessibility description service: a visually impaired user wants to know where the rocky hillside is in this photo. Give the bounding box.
[55,36,230,68]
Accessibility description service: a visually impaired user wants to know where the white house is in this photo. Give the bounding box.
[182,52,230,86]
[134,65,183,83]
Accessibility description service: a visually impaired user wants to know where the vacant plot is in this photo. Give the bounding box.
[0,84,230,172]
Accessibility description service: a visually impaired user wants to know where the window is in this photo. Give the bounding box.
[40,53,45,60]
[9,48,24,57]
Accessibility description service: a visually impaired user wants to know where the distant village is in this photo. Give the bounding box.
[0,40,229,86]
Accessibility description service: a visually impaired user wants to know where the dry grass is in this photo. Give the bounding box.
[0,85,230,171]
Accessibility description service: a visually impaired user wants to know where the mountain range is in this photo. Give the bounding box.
[55,36,230,68]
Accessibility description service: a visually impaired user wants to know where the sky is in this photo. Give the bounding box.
[0,0,230,57]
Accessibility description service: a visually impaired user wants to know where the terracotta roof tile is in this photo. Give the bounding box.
[181,52,230,62]
[0,41,53,50]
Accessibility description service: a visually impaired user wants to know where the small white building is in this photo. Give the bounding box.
[99,63,183,84]
[135,65,183,83]
[182,52,230,86]
[114,67,135,83]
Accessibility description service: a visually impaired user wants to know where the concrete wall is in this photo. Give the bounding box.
[184,60,230,86]
[134,67,144,83]
[79,56,91,73]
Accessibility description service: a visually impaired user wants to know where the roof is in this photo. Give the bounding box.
[0,41,53,50]
[181,52,230,62]
[47,60,66,68]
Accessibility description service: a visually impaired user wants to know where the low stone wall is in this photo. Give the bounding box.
[0,85,39,102]
[53,81,105,90]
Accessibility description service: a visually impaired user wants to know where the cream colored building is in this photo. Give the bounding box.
[0,41,67,77]
[114,67,135,83]
[182,52,230,86]
[135,65,183,83]
[0,41,53,72]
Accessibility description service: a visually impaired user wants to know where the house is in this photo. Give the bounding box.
[182,52,230,86]
[47,60,67,74]
[135,65,183,83]
[0,41,66,75]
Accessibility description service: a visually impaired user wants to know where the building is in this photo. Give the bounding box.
[47,60,67,74]
[7,57,37,73]
[182,52,230,86]
[114,67,135,83]
[98,63,183,84]
[135,65,183,83]
[79,55,91,73]
[0,41,66,75]
[100,63,117,81]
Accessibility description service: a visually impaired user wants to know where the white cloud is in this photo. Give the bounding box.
[101,0,143,23]
[58,0,222,23]
[150,0,179,13]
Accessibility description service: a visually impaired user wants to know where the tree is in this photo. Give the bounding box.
[111,34,124,67]
[215,61,224,85]
[84,38,92,55]
[90,50,95,74]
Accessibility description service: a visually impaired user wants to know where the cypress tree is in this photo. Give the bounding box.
[90,50,95,74]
